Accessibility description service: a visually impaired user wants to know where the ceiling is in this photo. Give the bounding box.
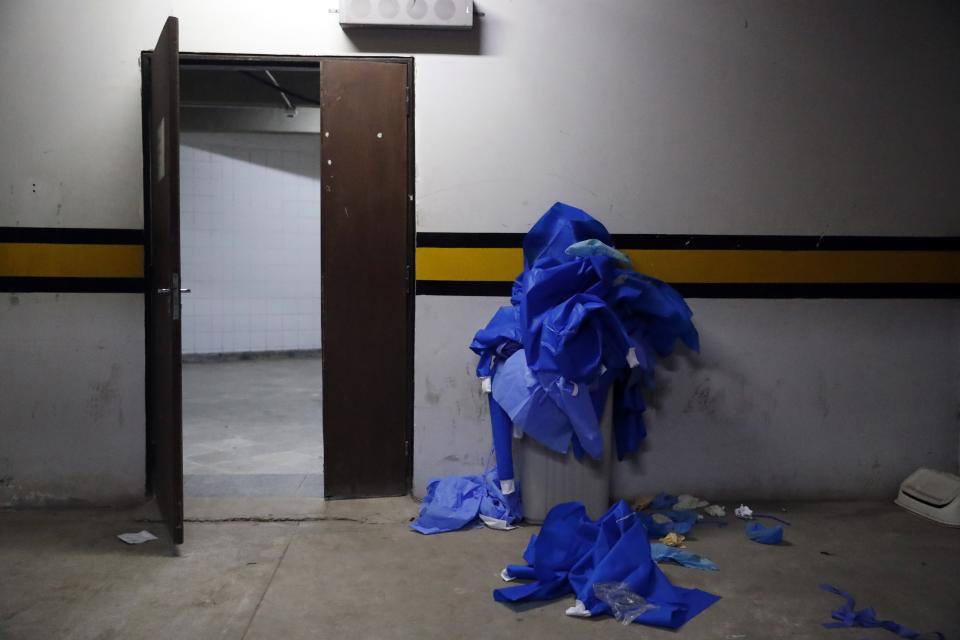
[179,67,320,109]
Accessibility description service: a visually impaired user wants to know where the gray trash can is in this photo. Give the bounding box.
[518,389,613,523]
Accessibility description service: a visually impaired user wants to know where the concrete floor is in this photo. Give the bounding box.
[1,499,957,639]
[183,357,323,497]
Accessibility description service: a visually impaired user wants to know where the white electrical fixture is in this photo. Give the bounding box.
[895,467,960,527]
[339,0,473,29]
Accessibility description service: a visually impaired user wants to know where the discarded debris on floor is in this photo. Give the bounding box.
[704,504,726,517]
[650,543,719,572]
[659,531,686,547]
[117,530,158,545]
[673,494,709,510]
[745,521,784,545]
[734,504,754,519]
[495,501,719,628]
[589,582,657,625]
[819,584,945,639]
[410,468,521,534]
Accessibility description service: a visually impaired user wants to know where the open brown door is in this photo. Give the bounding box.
[145,17,184,543]
[321,59,412,498]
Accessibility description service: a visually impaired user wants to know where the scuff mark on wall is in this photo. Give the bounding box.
[815,371,831,420]
[87,364,121,423]
[423,377,441,406]
[681,367,753,423]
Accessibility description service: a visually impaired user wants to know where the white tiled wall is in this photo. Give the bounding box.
[179,132,322,354]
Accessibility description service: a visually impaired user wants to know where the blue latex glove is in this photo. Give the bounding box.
[565,238,630,264]
[746,521,784,544]
[650,543,719,571]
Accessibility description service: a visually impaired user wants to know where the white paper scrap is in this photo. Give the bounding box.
[734,504,754,520]
[118,530,158,545]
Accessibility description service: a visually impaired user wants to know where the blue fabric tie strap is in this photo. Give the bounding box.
[753,513,792,526]
[745,522,784,544]
[819,584,944,639]
[488,395,515,485]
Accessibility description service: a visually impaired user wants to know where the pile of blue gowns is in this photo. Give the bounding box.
[496,500,719,628]
[471,202,700,494]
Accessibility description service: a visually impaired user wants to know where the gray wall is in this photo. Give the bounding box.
[415,297,960,500]
[0,1,957,505]
[0,294,145,506]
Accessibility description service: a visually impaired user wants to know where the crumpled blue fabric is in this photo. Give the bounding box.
[638,510,699,537]
[745,521,783,545]
[523,204,613,271]
[819,584,944,639]
[410,469,522,535]
[650,543,719,571]
[469,305,522,379]
[470,203,699,487]
[649,492,679,510]
[491,349,606,460]
[495,500,719,628]
[565,238,630,264]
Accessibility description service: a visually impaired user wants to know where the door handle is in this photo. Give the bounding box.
[180,288,191,294]
[157,288,171,294]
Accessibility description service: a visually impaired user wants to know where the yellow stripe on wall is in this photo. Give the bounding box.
[416,247,523,282]
[416,247,960,284]
[0,243,144,278]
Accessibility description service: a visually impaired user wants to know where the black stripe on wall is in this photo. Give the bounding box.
[416,281,514,296]
[0,277,145,293]
[416,280,960,299]
[0,227,144,245]
[418,233,525,248]
[417,232,960,251]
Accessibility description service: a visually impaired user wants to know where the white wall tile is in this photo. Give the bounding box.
[180,132,322,354]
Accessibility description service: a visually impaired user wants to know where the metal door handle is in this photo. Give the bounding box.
[180,288,191,294]
[157,288,171,294]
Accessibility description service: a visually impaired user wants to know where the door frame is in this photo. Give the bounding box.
[141,52,416,500]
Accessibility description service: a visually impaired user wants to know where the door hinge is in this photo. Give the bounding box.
[405,263,413,295]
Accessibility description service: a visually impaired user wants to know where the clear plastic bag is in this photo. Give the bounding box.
[593,582,658,626]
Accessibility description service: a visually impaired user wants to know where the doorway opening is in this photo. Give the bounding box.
[142,25,416,542]
[178,62,324,499]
